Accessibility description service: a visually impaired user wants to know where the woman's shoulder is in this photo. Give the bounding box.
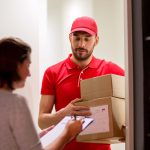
[0,90,27,106]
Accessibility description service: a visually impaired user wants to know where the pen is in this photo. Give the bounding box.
[74,114,76,120]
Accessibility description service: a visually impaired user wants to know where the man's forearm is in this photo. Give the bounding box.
[38,108,68,129]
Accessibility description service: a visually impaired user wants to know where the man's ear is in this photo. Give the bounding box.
[69,33,72,42]
[95,36,99,46]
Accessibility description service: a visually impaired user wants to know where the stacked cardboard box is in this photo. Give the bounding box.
[75,74,125,144]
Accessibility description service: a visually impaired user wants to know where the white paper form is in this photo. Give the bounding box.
[40,116,94,148]
[79,105,109,135]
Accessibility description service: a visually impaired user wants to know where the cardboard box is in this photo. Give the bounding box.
[75,74,125,144]
[80,74,125,100]
[75,97,125,144]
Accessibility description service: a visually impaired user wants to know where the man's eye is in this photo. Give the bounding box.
[84,38,89,41]
[84,37,91,41]
[75,37,80,41]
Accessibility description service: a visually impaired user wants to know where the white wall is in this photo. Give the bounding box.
[0,0,40,129]
[93,0,125,68]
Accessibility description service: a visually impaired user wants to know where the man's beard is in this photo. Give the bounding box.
[71,47,93,61]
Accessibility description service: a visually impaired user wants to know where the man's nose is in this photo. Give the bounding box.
[78,39,86,48]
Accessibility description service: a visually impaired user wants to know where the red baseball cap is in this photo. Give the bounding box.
[71,16,98,35]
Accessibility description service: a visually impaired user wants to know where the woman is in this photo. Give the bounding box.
[0,37,82,150]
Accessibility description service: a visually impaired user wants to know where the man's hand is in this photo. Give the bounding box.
[119,125,126,142]
[63,98,91,116]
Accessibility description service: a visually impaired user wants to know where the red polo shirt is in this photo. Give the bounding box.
[41,54,124,150]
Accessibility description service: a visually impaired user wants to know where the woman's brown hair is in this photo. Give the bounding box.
[0,37,31,90]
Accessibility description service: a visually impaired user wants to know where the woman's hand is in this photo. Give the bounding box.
[44,119,84,150]
[62,119,84,142]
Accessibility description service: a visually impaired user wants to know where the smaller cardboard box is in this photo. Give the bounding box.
[75,97,125,144]
[80,74,125,100]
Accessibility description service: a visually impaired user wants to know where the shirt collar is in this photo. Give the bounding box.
[65,54,100,69]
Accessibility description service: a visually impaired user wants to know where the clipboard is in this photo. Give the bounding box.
[40,116,94,148]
